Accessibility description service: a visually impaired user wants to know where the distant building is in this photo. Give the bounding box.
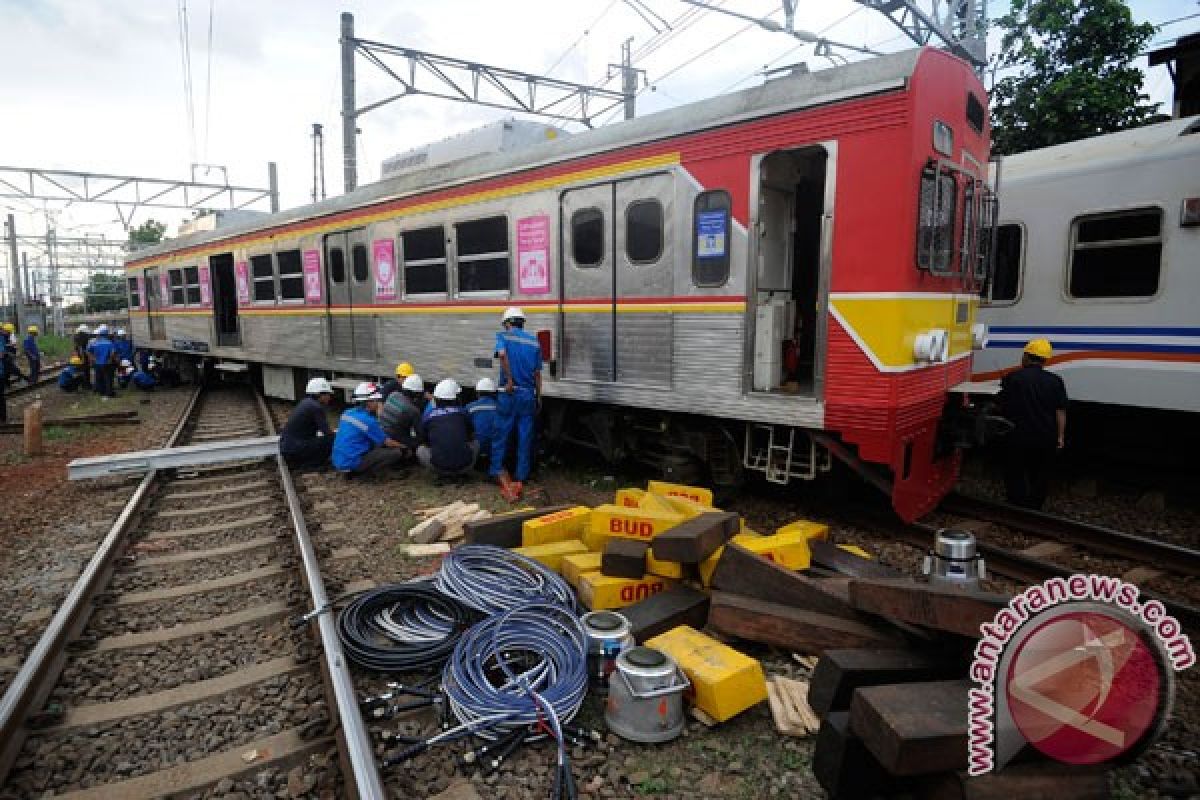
[380,119,567,180]
[1149,33,1200,119]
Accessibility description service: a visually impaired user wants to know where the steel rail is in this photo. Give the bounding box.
[0,384,202,785]
[6,365,66,399]
[256,393,386,800]
[941,492,1200,578]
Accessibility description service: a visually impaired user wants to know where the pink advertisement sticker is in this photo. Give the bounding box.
[517,214,551,295]
[198,265,212,307]
[303,249,323,305]
[373,239,397,301]
[234,261,250,306]
[159,272,171,307]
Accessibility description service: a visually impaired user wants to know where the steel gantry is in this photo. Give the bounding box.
[852,0,986,67]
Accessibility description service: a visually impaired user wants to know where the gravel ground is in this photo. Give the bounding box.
[87,573,298,635]
[108,542,285,592]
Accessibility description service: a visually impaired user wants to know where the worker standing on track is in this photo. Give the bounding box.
[114,328,134,366]
[73,324,92,391]
[417,379,478,480]
[332,382,410,478]
[58,356,84,393]
[280,377,336,469]
[379,372,425,450]
[22,325,41,384]
[467,377,498,471]
[380,361,414,401]
[2,323,24,387]
[489,307,542,498]
[87,324,117,398]
[998,338,1068,510]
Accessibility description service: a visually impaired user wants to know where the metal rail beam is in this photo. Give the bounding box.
[67,435,280,480]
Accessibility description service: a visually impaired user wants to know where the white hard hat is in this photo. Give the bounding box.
[305,377,333,395]
[96,324,109,335]
[120,359,133,368]
[401,374,424,393]
[77,324,90,333]
[147,355,158,364]
[476,377,497,393]
[117,328,127,336]
[352,381,382,402]
[433,379,461,401]
[502,307,525,323]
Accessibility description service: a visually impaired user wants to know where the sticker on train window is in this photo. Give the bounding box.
[696,210,727,258]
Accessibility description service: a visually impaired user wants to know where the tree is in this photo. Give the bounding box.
[989,0,1158,155]
[127,219,167,250]
[82,272,127,312]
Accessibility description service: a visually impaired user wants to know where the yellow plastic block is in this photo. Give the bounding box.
[698,528,819,586]
[646,625,766,723]
[638,492,678,515]
[582,527,613,553]
[587,505,683,544]
[647,480,713,507]
[578,572,674,610]
[839,544,872,559]
[560,551,603,589]
[512,540,589,572]
[521,506,591,547]
[614,488,646,508]
[774,519,830,541]
[662,495,713,519]
[645,550,684,580]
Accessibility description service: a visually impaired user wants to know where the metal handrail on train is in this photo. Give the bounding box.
[257,392,386,800]
[0,385,202,784]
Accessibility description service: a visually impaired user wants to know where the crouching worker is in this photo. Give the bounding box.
[130,365,158,392]
[332,382,409,478]
[466,378,498,470]
[379,373,425,450]
[417,379,477,480]
[59,356,85,392]
[280,377,335,469]
[116,359,135,389]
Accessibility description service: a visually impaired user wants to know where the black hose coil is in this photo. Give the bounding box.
[336,582,475,672]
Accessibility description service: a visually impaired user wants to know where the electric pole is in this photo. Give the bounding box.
[340,12,358,193]
[47,229,63,335]
[5,215,23,332]
[609,38,646,121]
[312,123,327,203]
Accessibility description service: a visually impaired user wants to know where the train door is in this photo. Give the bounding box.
[560,185,615,382]
[615,174,672,386]
[751,146,828,395]
[324,228,376,360]
[209,253,240,346]
[145,267,165,341]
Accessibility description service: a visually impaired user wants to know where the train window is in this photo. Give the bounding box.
[571,208,604,267]
[277,250,305,301]
[328,247,346,284]
[352,244,370,283]
[168,268,186,306]
[183,266,202,306]
[127,277,141,308]
[251,254,276,303]
[916,163,958,274]
[455,216,510,293]
[692,190,731,287]
[402,226,448,294]
[966,93,985,134]
[985,224,1023,303]
[1068,208,1163,299]
[626,200,663,264]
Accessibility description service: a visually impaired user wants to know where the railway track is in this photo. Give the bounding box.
[5,365,65,399]
[0,386,384,799]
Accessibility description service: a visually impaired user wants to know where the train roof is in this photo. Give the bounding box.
[130,47,934,264]
[1001,115,1200,183]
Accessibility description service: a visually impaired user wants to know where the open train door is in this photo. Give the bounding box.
[323,228,376,361]
[560,185,615,382]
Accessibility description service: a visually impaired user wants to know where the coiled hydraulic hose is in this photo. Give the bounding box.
[434,544,576,614]
[336,582,474,672]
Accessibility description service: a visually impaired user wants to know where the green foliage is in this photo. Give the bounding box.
[990,0,1158,155]
[82,272,128,312]
[37,333,73,360]
[127,219,167,249]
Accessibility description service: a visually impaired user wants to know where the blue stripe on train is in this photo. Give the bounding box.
[987,341,1200,353]
[989,325,1200,336]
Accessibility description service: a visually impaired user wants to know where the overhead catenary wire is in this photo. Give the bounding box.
[176,0,197,164]
[545,0,622,77]
[202,0,215,162]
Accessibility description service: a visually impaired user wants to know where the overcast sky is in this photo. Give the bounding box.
[0,0,1194,258]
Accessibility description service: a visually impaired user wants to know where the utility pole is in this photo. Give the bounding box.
[340,12,358,193]
[46,229,63,336]
[609,38,645,121]
[311,123,327,203]
[267,162,280,212]
[5,214,23,332]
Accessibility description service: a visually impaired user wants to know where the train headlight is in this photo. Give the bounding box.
[971,323,989,350]
[914,329,949,363]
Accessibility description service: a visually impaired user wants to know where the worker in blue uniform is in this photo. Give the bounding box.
[1,323,23,387]
[280,377,334,468]
[466,377,498,470]
[489,307,542,493]
[332,382,410,478]
[417,379,478,480]
[114,328,135,365]
[73,324,92,391]
[22,325,41,384]
[116,359,135,389]
[86,324,117,398]
[131,365,157,391]
[58,356,84,393]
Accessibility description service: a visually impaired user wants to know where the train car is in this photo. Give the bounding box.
[974,117,1200,413]
[125,47,995,521]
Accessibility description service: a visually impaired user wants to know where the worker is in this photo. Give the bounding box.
[332,382,409,478]
[380,361,415,400]
[417,378,477,479]
[280,377,336,469]
[147,356,181,388]
[0,339,6,422]
[489,308,543,494]
[998,338,1068,510]
[130,364,157,391]
[116,359,135,389]
[87,324,117,398]
[73,324,92,390]
[2,323,24,387]
[379,372,425,450]
[22,325,41,384]
[58,356,85,393]
[114,328,135,365]
[466,377,498,470]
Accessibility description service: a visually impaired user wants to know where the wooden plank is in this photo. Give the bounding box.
[809,648,963,717]
[464,505,572,548]
[710,542,858,619]
[917,762,1110,800]
[848,579,1009,639]
[618,585,710,643]
[810,540,903,579]
[707,592,903,655]
[765,676,820,737]
[813,711,900,799]
[601,538,647,579]
[649,511,739,563]
[849,680,971,776]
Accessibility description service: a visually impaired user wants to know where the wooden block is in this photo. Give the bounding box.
[512,539,589,571]
[520,506,591,547]
[614,487,645,508]
[400,542,451,558]
[601,538,648,579]
[587,505,684,544]
[809,649,962,717]
[847,579,1009,639]
[813,711,898,799]
[917,762,1110,800]
[645,625,766,722]
[409,518,446,544]
[708,592,903,655]
[560,551,602,589]
[810,540,904,579]
[765,676,820,737]
[650,511,739,563]
[464,505,572,548]
[618,585,710,643]
[708,542,857,619]
[646,479,713,506]
[577,572,674,610]
[850,680,971,776]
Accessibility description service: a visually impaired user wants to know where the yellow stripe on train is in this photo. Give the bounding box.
[829,293,978,369]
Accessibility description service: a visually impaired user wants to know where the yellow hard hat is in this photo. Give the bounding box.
[395,361,414,377]
[69,355,83,366]
[1023,338,1053,360]
[2,323,13,333]
[27,325,38,334]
